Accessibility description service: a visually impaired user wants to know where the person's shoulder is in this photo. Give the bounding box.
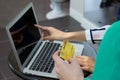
[106,21,120,33]
[112,20,120,25]
[111,21,120,28]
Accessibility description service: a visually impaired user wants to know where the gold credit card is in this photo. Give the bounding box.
[60,40,75,60]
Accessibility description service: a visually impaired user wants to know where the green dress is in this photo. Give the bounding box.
[85,21,120,80]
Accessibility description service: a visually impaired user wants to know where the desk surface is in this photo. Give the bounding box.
[8,16,98,80]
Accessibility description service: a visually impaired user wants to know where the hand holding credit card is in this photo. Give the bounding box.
[60,40,75,60]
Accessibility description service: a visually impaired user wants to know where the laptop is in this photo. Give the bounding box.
[6,2,84,79]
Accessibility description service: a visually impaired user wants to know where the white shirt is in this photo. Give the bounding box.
[85,25,110,44]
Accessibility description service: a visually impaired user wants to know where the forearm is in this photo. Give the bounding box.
[62,25,110,43]
[64,31,86,41]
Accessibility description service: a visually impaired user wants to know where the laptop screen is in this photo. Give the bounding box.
[9,7,40,65]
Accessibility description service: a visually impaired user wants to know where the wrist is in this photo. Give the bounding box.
[63,32,73,41]
[64,31,86,41]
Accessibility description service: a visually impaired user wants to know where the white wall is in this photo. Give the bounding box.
[70,0,99,29]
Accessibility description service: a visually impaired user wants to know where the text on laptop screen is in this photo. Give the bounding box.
[9,7,40,65]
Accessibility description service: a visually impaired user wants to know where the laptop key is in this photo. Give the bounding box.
[29,42,61,73]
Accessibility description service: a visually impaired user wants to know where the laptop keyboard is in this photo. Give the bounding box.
[29,42,61,73]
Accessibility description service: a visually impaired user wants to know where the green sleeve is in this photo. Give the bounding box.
[91,21,120,80]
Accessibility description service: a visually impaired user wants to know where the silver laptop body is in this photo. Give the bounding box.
[6,2,84,79]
